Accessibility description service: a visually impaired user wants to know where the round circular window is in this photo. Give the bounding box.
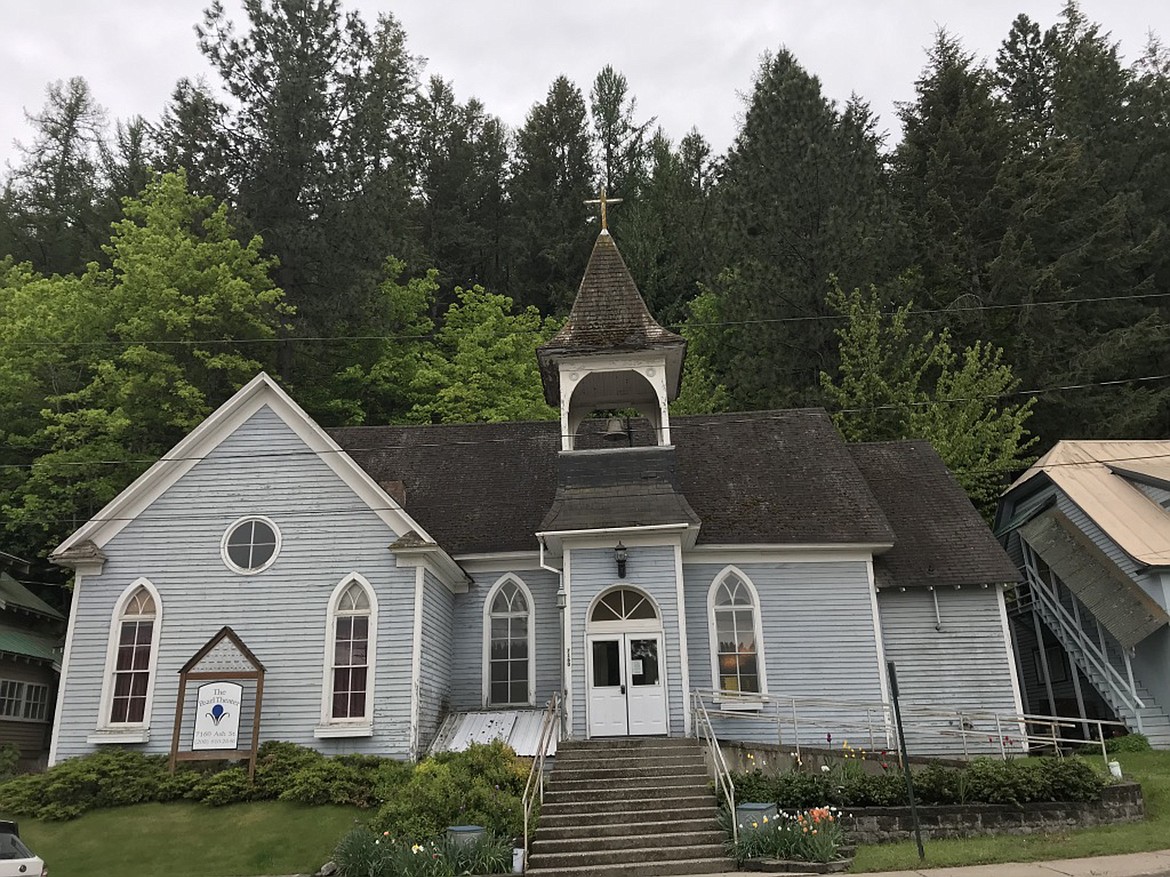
[222,516,281,574]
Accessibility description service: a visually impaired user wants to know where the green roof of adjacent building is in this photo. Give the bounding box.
[0,571,64,620]
[0,621,60,666]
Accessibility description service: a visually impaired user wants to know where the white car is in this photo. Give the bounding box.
[0,822,45,877]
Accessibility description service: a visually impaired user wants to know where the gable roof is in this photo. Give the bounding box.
[331,409,898,554]
[537,231,686,403]
[1007,440,1170,567]
[849,442,1021,588]
[0,620,60,666]
[0,571,65,621]
[52,373,451,571]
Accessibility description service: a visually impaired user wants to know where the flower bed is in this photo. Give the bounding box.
[729,805,853,872]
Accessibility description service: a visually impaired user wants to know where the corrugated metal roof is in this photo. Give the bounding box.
[0,621,61,667]
[430,710,557,758]
[1020,510,1170,649]
[0,572,64,620]
[1009,441,1170,566]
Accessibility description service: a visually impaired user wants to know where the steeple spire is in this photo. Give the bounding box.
[536,217,687,451]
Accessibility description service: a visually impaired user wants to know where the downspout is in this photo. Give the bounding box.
[540,539,568,738]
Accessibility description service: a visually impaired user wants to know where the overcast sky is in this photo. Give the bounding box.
[3,1,1168,172]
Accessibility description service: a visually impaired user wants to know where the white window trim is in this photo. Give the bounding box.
[0,679,50,723]
[220,514,282,575]
[481,574,536,708]
[93,577,163,739]
[317,573,377,736]
[707,565,768,710]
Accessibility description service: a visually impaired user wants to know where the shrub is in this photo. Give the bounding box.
[190,766,254,806]
[372,741,527,841]
[0,743,19,782]
[254,739,326,800]
[1108,734,1152,753]
[0,750,174,820]
[729,755,1104,812]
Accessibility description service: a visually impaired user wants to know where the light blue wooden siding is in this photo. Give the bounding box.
[417,570,453,752]
[570,546,684,738]
[878,587,1019,756]
[683,561,884,744]
[449,569,561,711]
[55,405,416,762]
[1132,626,1170,714]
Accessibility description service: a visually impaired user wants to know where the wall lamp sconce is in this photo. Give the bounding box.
[614,541,628,579]
[555,586,566,609]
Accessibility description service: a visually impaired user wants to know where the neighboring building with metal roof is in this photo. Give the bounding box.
[47,227,1024,766]
[996,441,1170,748]
[1,553,65,769]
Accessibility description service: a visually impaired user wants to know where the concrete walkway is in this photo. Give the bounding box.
[268,849,1170,877]
[657,848,1170,877]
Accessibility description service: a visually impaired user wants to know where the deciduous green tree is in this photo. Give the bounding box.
[820,283,1036,515]
[0,171,286,557]
[409,287,560,423]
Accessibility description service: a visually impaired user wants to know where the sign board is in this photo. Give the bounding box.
[192,682,243,751]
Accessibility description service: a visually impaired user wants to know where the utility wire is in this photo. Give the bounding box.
[3,290,1168,349]
[2,370,1168,471]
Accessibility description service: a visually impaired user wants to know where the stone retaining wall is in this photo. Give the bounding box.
[843,782,1144,843]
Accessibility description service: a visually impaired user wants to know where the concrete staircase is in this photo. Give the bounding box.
[525,737,733,876]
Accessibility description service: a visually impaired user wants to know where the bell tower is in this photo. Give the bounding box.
[536,192,687,451]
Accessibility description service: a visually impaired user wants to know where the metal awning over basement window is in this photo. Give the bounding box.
[1020,510,1170,650]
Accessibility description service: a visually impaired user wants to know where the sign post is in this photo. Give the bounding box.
[170,627,266,778]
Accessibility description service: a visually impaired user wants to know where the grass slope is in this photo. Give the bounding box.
[851,751,1170,872]
[2,801,364,877]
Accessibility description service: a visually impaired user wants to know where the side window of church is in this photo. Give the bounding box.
[331,581,371,720]
[488,580,530,706]
[712,573,763,695]
[111,586,157,723]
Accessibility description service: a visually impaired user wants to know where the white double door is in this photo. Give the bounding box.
[586,632,668,737]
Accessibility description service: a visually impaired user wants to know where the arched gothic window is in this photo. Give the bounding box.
[99,580,162,729]
[709,570,766,696]
[322,576,377,729]
[485,577,533,706]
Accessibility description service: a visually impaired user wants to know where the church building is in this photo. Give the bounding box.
[47,224,1023,765]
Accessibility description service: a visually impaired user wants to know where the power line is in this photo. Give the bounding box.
[3,290,1167,349]
[2,370,1168,471]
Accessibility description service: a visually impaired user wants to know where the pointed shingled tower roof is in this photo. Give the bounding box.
[537,230,686,404]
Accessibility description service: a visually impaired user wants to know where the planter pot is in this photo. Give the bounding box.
[743,857,854,874]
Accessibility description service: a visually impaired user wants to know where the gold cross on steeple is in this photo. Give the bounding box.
[585,186,623,230]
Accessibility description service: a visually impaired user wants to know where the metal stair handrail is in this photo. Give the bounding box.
[1022,550,1146,715]
[689,689,1125,763]
[522,692,560,863]
[692,690,737,843]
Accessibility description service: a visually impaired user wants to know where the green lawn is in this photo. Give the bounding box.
[1,800,365,877]
[851,751,1170,872]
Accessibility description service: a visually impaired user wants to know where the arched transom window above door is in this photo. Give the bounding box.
[590,588,658,623]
